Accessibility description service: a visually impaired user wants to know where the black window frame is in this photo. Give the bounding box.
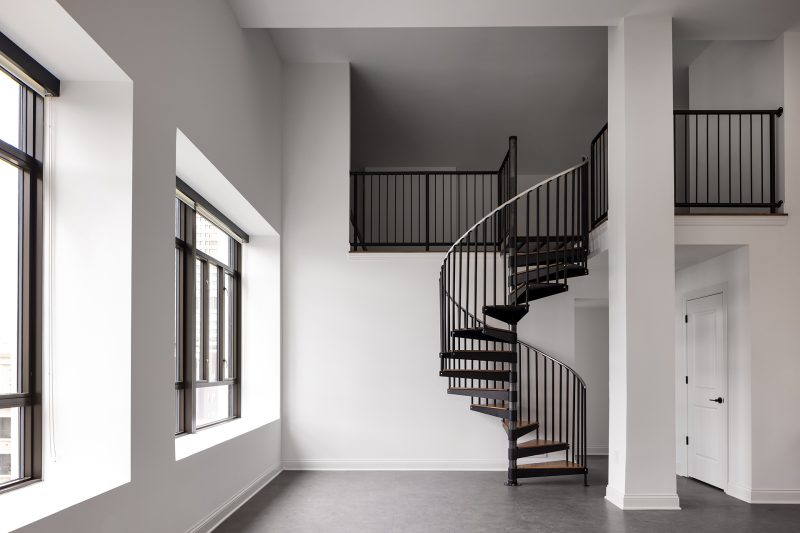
[175,179,247,435]
[0,29,56,493]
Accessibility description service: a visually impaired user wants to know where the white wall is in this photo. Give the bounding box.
[686,39,785,209]
[689,40,784,110]
[282,63,609,470]
[672,31,800,505]
[9,1,285,531]
[606,15,679,510]
[674,247,750,496]
[575,302,609,455]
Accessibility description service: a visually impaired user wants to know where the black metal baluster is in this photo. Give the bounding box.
[685,115,689,205]
[760,114,764,204]
[770,111,777,212]
[750,114,754,203]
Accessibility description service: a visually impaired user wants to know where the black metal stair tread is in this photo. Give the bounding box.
[509,282,568,291]
[515,460,584,471]
[440,369,513,380]
[509,264,588,284]
[510,249,587,268]
[450,326,516,343]
[509,282,569,305]
[483,304,529,325]
[469,404,515,419]
[448,387,514,401]
[443,350,516,356]
[516,240,585,254]
[440,350,517,363]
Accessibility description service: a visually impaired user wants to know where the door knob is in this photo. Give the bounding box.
[708,397,724,404]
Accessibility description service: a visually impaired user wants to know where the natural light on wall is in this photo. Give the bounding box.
[174,129,280,460]
[0,1,133,530]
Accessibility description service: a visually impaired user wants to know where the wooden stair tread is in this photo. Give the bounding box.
[516,460,583,470]
[450,387,508,392]
[470,403,508,411]
[503,419,537,431]
[517,439,567,450]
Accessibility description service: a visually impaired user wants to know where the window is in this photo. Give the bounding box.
[174,179,247,435]
[0,29,57,491]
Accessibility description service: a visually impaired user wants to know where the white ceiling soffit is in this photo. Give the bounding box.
[229,0,800,40]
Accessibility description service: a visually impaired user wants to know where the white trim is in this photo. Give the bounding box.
[283,459,507,471]
[188,464,282,533]
[725,485,800,504]
[675,215,788,226]
[605,486,681,510]
[586,445,608,455]
[749,489,800,504]
[726,483,752,502]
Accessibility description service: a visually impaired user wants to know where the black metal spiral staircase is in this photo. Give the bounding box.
[350,111,779,487]
[439,137,591,486]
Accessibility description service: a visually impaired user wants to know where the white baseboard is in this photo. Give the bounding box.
[188,463,282,533]
[283,459,508,471]
[605,485,681,510]
[726,483,752,503]
[750,489,800,504]
[727,484,800,504]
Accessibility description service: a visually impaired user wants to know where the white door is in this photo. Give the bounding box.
[686,293,727,489]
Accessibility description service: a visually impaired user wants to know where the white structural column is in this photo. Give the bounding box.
[606,15,680,510]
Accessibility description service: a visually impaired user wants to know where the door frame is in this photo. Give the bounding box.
[678,284,728,491]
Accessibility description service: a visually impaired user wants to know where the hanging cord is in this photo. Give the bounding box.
[44,95,56,460]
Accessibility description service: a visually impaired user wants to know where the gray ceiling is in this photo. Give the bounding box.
[270,27,608,174]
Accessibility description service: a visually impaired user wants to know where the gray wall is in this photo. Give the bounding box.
[20,1,283,531]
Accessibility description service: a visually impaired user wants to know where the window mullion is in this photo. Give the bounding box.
[202,259,209,383]
[184,209,197,433]
[217,264,224,384]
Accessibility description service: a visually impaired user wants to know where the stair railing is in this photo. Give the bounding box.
[439,142,590,483]
[590,124,608,227]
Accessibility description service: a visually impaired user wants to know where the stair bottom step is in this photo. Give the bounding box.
[514,460,586,479]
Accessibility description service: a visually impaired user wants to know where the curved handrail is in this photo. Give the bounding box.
[440,159,590,378]
[444,160,589,257]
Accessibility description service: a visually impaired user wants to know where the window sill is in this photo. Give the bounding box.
[0,477,40,496]
[175,415,279,460]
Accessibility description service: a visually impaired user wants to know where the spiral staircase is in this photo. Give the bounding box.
[438,137,591,486]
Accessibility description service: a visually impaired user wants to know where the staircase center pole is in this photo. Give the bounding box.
[506,136,519,487]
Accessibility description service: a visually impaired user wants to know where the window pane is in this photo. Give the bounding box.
[174,198,182,239]
[196,214,230,265]
[195,385,231,427]
[0,69,20,149]
[0,407,21,485]
[0,159,19,394]
[195,259,203,380]
[174,248,181,382]
[175,390,183,434]
[223,273,233,379]
[208,267,219,381]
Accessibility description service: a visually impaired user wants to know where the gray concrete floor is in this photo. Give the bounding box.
[216,457,800,532]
